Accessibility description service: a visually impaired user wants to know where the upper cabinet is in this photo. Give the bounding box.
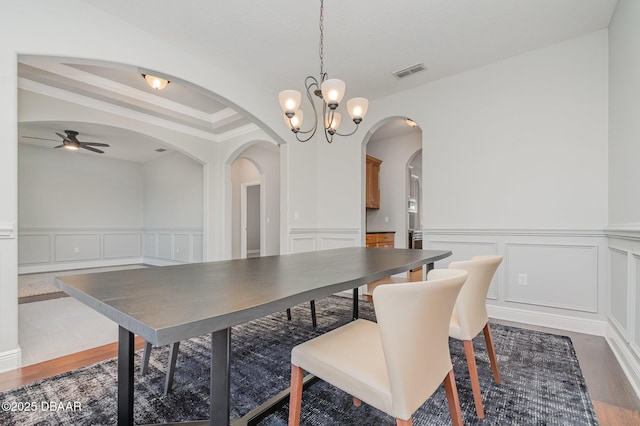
[366,154,382,209]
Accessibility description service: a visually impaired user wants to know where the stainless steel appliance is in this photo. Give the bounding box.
[408,229,423,272]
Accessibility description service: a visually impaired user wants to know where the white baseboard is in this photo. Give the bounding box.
[487,304,607,336]
[142,258,185,267]
[606,322,640,401]
[0,347,22,374]
[18,257,144,275]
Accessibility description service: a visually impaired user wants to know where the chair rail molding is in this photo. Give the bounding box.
[0,223,15,239]
[605,224,640,241]
[423,227,606,238]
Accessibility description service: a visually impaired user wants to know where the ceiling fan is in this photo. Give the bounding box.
[22,130,110,154]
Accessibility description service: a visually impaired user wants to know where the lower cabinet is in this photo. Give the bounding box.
[366,232,395,248]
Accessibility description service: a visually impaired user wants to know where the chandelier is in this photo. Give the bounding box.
[278,0,369,143]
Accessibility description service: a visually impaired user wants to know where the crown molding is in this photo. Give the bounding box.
[19,78,220,142]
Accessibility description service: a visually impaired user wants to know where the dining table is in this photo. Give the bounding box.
[54,246,452,425]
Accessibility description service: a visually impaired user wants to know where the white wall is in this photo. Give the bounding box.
[309,31,610,333]
[605,0,640,397]
[368,32,609,329]
[366,130,421,248]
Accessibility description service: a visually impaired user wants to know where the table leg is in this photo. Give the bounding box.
[210,328,231,425]
[426,262,435,275]
[118,326,134,426]
[352,288,359,320]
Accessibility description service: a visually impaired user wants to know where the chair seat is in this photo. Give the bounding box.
[292,319,394,416]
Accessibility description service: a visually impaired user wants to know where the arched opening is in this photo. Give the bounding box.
[14,55,276,367]
[361,116,422,248]
[226,141,281,259]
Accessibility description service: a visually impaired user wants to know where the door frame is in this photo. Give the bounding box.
[240,180,261,258]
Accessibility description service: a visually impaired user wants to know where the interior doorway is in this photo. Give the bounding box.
[241,182,261,258]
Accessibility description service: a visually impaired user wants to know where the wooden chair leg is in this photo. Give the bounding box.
[464,339,485,418]
[310,300,317,327]
[140,341,152,376]
[483,322,502,384]
[353,397,362,407]
[164,341,180,395]
[396,419,412,426]
[443,369,463,426]
[288,364,304,426]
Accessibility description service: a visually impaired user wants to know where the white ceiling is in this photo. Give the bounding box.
[18,0,617,162]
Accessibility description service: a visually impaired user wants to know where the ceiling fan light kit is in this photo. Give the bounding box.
[278,0,368,143]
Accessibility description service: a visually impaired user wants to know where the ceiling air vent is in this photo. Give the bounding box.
[155,148,167,152]
[392,63,426,80]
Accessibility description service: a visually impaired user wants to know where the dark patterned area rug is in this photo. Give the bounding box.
[1,295,598,425]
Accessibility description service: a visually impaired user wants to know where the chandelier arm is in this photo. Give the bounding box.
[334,122,361,137]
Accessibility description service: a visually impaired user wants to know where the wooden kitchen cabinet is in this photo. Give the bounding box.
[366,155,382,209]
[366,232,395,248]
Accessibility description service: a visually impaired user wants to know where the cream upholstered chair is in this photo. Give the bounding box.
[439,255,503,419]
[288,269,468,426]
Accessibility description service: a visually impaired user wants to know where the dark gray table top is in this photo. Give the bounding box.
[54,247,451,346]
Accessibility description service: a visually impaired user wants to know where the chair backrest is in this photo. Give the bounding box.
[445,255,503,339]
[372,269,468,419]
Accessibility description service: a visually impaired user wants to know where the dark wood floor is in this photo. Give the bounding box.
[4,277,640,425]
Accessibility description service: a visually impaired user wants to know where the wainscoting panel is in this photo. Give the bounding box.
[318,236,359,251]
[192,235,204,262]
[54,234,100,262]
[604,227,640,400]
[288,228,361,254]
[424,228,608,335]
[506,243,598,313]
[157,234,173,260]
[17,234,50,264]
[174,234,191,263]
[143,233,157,258]
[103,233,141,259]
[290,236,316,254]
[19,228,203,272]
[610,246,630,337]
[426,240,499,299]
[142,229,203,265]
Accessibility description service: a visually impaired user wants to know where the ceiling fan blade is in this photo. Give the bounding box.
[55,132,73,143]
[22,136,60,142]
[54,144,64,148]
[81,142,110,147]
[81,145,104,154]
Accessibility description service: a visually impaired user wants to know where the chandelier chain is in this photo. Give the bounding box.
[319,0,324,77]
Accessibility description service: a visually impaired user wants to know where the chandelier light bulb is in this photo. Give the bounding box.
[284,109,304,131]
[325,112,342,134]
[320,79,345,109]
[347,97,369,123]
